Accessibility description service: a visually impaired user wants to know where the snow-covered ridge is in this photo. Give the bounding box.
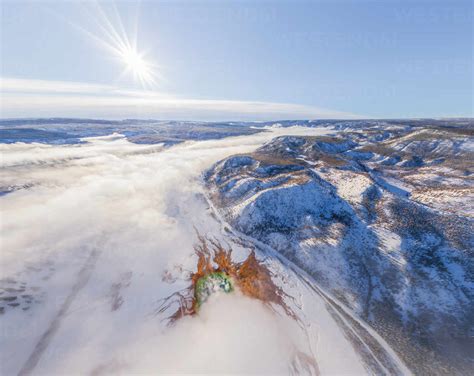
[205,123,474,375]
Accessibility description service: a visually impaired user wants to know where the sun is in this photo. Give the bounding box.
[69,2,160,89]
[119,45,156,88]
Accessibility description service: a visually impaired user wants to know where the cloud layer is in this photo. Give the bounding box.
[0,77,363,120]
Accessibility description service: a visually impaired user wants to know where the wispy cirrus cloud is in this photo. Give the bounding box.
[0,77,170,98]
[0,77,364,120]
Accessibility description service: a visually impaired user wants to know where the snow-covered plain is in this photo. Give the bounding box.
[0,125,390,375]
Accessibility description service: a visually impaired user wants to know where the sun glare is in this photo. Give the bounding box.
[71,2,159,89]
[119,45,156,87]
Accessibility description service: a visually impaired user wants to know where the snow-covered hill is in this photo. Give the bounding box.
[205,123,474,375]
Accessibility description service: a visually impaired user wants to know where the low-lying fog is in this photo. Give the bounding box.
[1,126,372,375]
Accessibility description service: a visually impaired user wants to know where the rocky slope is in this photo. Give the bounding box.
[205,122,474,375]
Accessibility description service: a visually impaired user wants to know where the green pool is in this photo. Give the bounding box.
[195,271,233,308]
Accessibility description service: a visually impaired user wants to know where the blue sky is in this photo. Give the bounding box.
[1,0,472,120]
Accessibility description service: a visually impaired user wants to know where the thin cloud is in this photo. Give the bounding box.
[0,77,364,120]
